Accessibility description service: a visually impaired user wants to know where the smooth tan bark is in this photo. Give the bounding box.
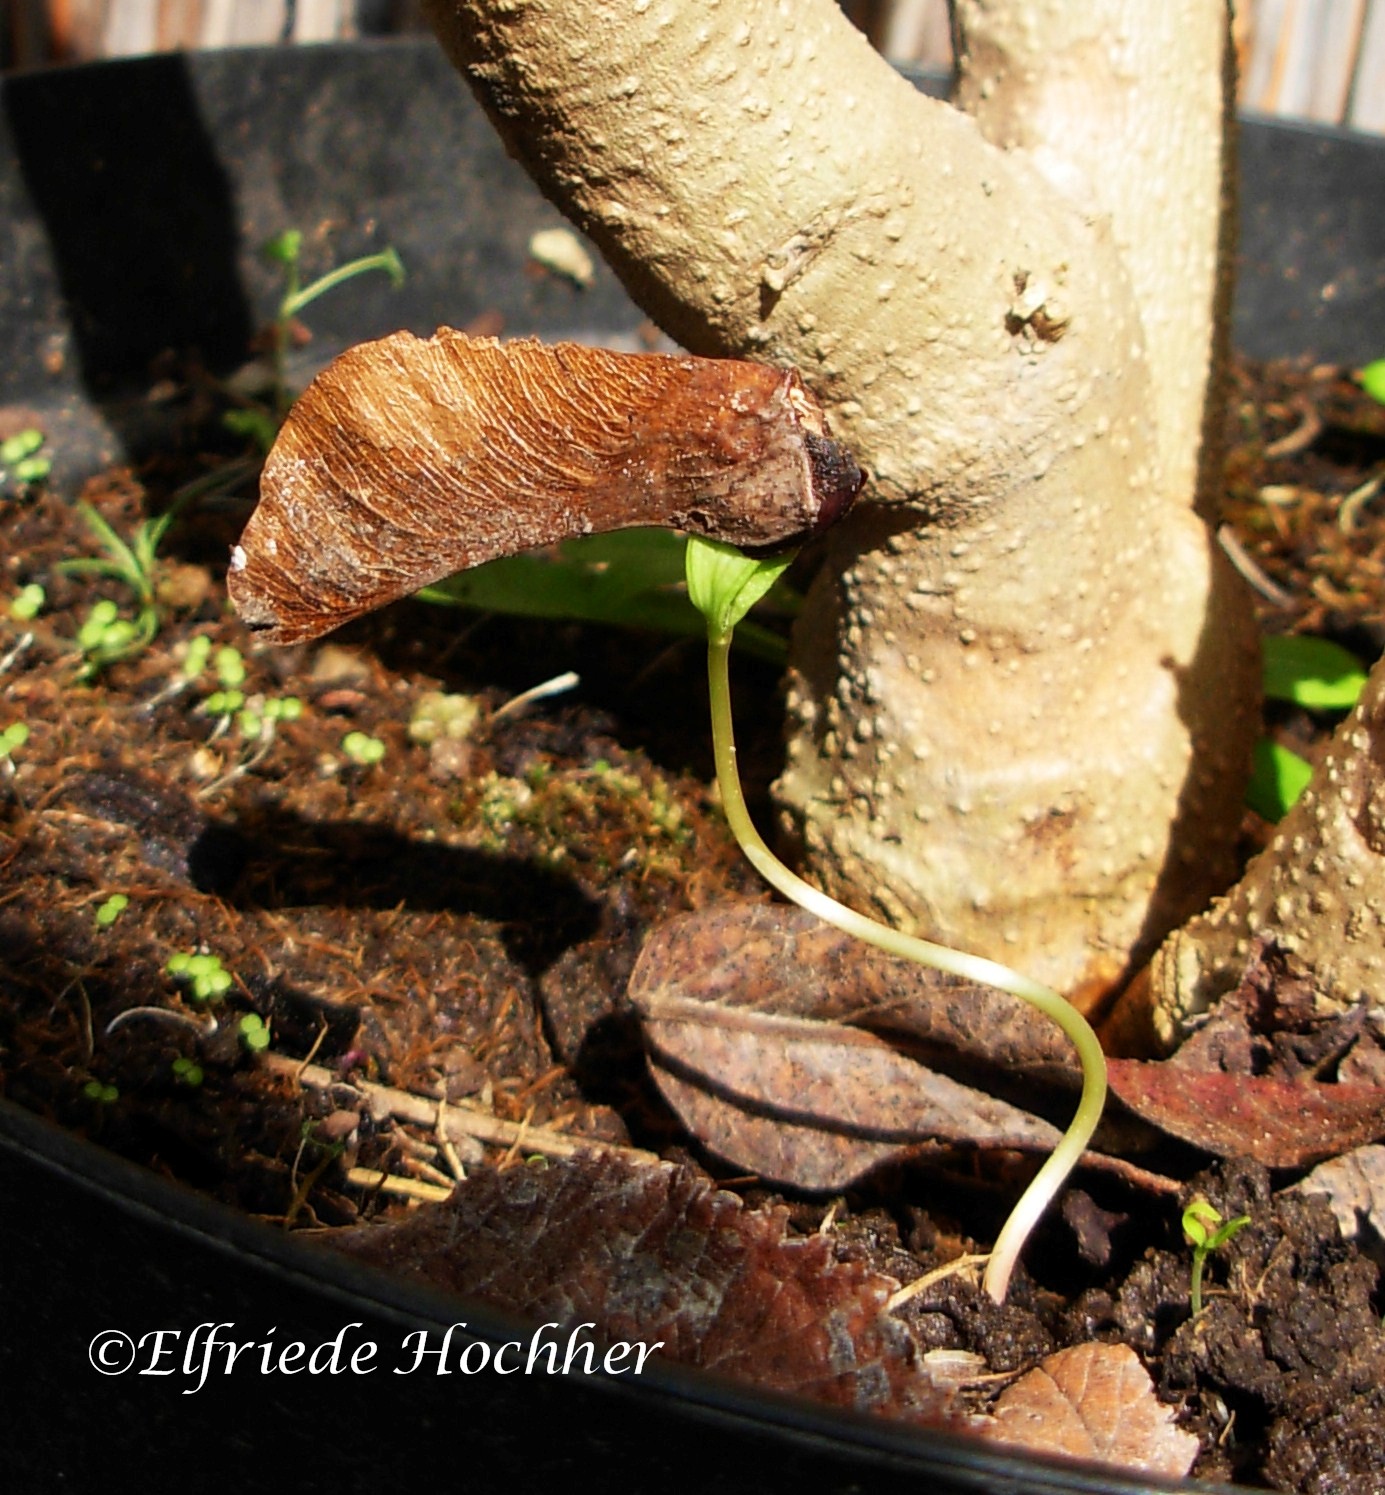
[423,0,1258,1000]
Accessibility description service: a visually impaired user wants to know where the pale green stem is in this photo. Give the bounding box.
[1189,1248,1208,1317]
[281,250,405,318]
[706,629,1107,1303]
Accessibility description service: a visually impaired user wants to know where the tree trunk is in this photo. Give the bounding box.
[1139,653,1385,1051]
[422,0,1260,1003]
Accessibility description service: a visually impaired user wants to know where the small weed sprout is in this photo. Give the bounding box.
[171,1056,205,1088]
[228,229,405,438]
[215,646,246,689]
[684,536,1109,1305]
[82,1079,119,1105]
[73,598,143,677]
[201,643,250,736]
[9,584,45,622]
[166,951,233,1003]
[238,1013,272,1053]
[1360,359,1385,406]
[1,428,52,491]
[237,693,303,742]
[204,687,246,735]
[60,502,181,673]
[183,634,213,679]
[0,722,29,762]
[140,634,215,715]
[1183,1197,1252,1315]
[196,668,304,792]
[95,893,129,929]
[342,731,386,767]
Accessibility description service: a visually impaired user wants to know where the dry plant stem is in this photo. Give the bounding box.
[264,1052,661,1167]
[707,630,1106,1304]
[345,1166,454,1203]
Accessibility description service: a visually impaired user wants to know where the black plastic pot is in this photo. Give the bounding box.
[2,39,1383,1494]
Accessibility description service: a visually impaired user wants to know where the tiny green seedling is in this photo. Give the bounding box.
[166,951,234,1003]
[60,504,178,673]
[171,1056,205,1088]
[1,428,52,491]
[82,1079,119,1105]
[238,1013,271,1054]
[94,893,129,929]
[0,722,29,761]
[684,536,1108,1305]
[183,634,213,680]
[140,633,216,715]
[342,731,386,767]
[237,693,303,742]
[203,649,250,733]
[1360,359,1385,406]
[1246,739,1315,823]
[9,583,44,622]
[1183,1197,1251,1316]
[241,229,405,430]
[215,646,246,689]
[74,597,144,677]
[204,687,246,718]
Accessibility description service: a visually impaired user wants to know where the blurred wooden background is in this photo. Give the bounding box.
[3,0,1383,134]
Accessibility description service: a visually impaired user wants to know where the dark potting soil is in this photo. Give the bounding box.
[2,352,1384,1490]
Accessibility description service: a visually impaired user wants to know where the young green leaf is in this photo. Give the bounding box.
[0,428,45,466]
[1262,634,1367,710]
[1361,359,1385,406]
[1182,1197,1251,1315]
[262,229,303,268]
[685,536,797,643]
[1246,738,1314,820]
[422,530,796,664]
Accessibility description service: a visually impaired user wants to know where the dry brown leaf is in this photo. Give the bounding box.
[1297,1143,1385,1243]
[229,332,861,643]
[328,1150,955,1421]
[642,995,1063,1189]
[631,901,1075,1075]
[1107,1061,1385,1168]
[983,1342,1198,1478]
[629,903,1183,1192]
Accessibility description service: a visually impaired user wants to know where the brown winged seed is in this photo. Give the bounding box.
[228,331,861,643]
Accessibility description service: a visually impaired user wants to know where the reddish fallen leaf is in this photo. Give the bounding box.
[1108,1061,1385,1167]
[641,993,1063,1189]
[328,1150,955,1421]
[229,332,861,643]
[983,1342,1198,1478]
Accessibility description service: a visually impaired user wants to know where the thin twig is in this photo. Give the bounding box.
[1217,524,1294,607]
[106,1005,218,1038]
[345,1167,454,1203]
[1263,401,1323,459]
[263,1052,661,1167]
[435,1100,467,1181]
[886,1253,990,1312]
[491,669,581,723]
[0,631,34,676]
[1338,470,1384,534]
